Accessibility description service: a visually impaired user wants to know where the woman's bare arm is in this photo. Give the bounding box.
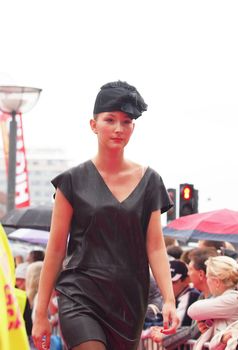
[32,189,73,349]
[146,210,179,333]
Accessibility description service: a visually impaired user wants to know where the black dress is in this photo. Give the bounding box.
[51,160,171,350]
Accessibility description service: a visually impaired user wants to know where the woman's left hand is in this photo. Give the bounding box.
[160,301,180,335]
[221,332,232,345]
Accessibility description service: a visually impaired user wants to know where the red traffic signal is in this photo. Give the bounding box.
[182,185,193,200]
[179,184,198,217]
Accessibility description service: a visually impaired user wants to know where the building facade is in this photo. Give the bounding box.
[0,148,73,218]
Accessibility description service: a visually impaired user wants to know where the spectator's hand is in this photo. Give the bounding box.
[161,301,179,335]
[150,326,164,343]
[221,331,232,345]
[32,315,51,350]
[197,321,209,334]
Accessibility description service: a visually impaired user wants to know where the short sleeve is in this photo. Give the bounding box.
[51,170,73,206]
[146,169,173,214]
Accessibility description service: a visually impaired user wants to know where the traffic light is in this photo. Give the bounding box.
[167,188,176,223]
[179,183,198,217]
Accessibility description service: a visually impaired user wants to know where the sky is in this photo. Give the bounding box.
[0,0,238,215]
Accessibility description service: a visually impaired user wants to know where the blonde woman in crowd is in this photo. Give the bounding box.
[24,261,43,349]
[25,261,43,317]
[187,256,238,350]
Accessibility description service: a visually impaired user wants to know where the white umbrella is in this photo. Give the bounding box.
[8,228,49,245]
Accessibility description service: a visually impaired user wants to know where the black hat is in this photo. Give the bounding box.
[93,81,148,120]
[170,260,188,282]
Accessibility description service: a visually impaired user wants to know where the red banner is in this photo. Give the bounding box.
[0,112,30,208]
[15,114,30,208]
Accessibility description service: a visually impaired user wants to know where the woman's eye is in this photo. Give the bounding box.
[123,120,132,125]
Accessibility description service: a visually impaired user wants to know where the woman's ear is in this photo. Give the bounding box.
[90,119,97,134]
[215,277,221,289]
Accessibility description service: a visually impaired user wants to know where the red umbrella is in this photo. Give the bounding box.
[163,208,238,243]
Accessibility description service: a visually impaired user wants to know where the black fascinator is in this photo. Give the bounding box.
[93,81,147,119]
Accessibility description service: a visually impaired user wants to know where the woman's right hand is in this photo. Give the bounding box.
[197,321,209,334]
[32,315,51,350]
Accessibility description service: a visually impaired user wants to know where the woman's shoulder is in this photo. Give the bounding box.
[51,160,91,186]
[222,289,238,299]
[126,160,162,178]
[204,289,238,305]
[59,160,91,176]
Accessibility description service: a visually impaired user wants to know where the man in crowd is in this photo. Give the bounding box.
[145,259,200,328]
[187,247,218,338]
[145,248,219,345]
[170,259,200,327]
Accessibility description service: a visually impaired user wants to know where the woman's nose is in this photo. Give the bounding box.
[114,121,123,132]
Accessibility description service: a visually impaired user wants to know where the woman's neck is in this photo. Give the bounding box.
[92,151,127,173]
[215,285,234,297]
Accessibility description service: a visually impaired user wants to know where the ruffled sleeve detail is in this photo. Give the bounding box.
[145,169,173,214]
[51,169,73,206]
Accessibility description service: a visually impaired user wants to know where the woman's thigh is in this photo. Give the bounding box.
[58,294,107,349]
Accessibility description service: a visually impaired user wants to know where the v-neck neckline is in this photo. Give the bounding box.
[89,160,149,205]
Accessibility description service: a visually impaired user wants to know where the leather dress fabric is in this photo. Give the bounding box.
[51,160,171,350]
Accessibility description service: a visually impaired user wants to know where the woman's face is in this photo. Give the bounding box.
[90,111,135,150]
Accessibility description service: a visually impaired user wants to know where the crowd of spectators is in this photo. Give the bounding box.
[9,233,238,350]
[14,249,62,350]
[142,238,238,350]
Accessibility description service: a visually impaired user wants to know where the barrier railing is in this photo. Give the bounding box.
[138,327,209,350]
[139,334,210,350]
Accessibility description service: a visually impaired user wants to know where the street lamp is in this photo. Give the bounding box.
[0,85,42,212]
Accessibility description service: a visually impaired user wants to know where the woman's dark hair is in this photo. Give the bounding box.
[167,245,183,259]
[199,240,226,250]
[164,236,177,247]
[28,250,45,262]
